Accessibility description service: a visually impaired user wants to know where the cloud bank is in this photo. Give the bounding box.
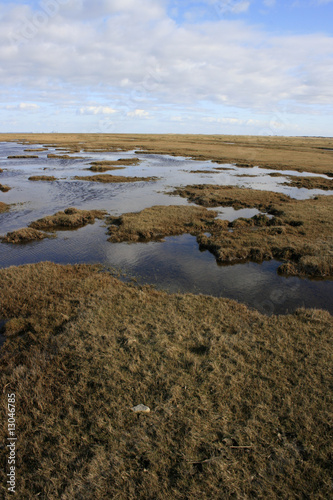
[0,0,332,134]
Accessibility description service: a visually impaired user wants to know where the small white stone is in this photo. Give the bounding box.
[131,404,151,414]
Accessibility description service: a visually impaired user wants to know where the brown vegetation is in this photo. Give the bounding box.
[75,174,157,183]
[172,185,333,278]
[88,165,125,172]
[0,201,9,213]
[214,167,235,171]
[28,175,57,182]
[172,184,290,211]
[1,133,332,174]
[87,158,140,172]
[0,184,11,192]
[2,228,53,244]
[92,158,140,166]
[189,169,221,174]
[29,207,106,231]
[107,205,218,242]
[7,155,39,159]
[24,148,48,152]
[47,154,83,160]
[0,262,332,499]
[282,175,333,190]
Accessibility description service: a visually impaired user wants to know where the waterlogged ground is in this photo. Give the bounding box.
[0,141,332,314]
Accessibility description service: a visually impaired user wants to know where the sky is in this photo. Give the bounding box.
[0,0,332,135]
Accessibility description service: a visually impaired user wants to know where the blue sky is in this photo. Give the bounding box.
[0,0,332,135]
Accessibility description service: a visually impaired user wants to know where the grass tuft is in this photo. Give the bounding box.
[29,207,107,231]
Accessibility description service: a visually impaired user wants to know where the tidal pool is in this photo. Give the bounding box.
[0,141,332,315]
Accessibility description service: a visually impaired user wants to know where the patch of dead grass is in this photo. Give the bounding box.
[24,148,48,152]
[189,169,221,174]
[87,158,140,172]
[172,184,290,211]
[75,174,156,183]
[0,262,332,499]
[0,201,9,213]
[2,228,53,244]
[282,176,333,191]
[7,155,39,159]
[107,205,218,242]
[47,154,83,160]
[0,184,11,192]
[28,176,57,182]
[29,207,106,231]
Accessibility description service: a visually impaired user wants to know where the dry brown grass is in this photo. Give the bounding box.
[24,148,48,152]
[87,159,140,172]
[0,262,332,499]
[28,176,57,182]
[0,201,9,213]
[108,205,218,242]
[1,133,332,174]
[47,154,83,160]
[92,159,140,166]
[171,185,333,278]
[282,176,333,190]
[0,184,11,192]
[7,155,39,159]
[29,207,106,231]
[88,165,125,172]
[172,184,290,211]
[2,228,53,244]
[75,174,156,183]
[189,169,221,174]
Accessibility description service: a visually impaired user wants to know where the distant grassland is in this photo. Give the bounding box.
[0,133,332,174]
[0,262,332,499]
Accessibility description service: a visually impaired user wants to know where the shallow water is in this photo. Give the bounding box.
[0,141,332,315]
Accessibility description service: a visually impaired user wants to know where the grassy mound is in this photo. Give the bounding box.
[28,176,57,182]
[29,207,106,231]
[24,148,48,152]
[7,155,39,159]
[108,205,218,242]
[47,154,83,160]
[0,201,9,213]
[1,228,52,244]
[87,159,140,172]
[88,165,126,172]
[0,262,332,499]
[75,174,156,183]
[0,184,11,192]
[282,176,333,191]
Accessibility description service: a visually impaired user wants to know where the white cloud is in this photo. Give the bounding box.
[5,103,40,111]
[79,106,117,115]
[127,109,151,118]
[0,0,332,134]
